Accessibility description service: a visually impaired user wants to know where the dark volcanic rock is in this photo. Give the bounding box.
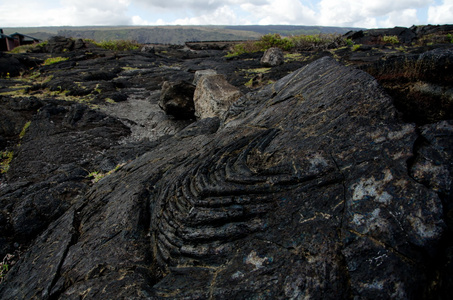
[0,54,23,77]
[0,100,131,256]
[362,47,453,124]
[6,102,130,183]
[0,97,43,139]
[44,36,86,53]
[347,27,416,45]
[0,57,450,299]
[158,80,196,119]
[0,53,41,77]
[346,25,453,46]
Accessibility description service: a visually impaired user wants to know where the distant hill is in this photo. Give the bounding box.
[224,25,360,36]
[2,25,362,45]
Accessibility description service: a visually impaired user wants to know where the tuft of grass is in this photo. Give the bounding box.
[284,53,304,62]
[19,121,31,139]
[244,78,254,88]
[0,151,14,174]
[241,67,272,88]
[43,57,69,66]
[87,163,126,183]
[352,44,362,51]
[87,170,104,183]
[0,251,21,283]
[0,262,8,283]
[245,67,272,74]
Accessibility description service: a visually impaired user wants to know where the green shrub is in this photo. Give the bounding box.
[382,35,400,44]
[93,40,141,51]
[226,34,293,57]
[290,33,347,51]
[447,33,453,43]
[226,40,262,57]
[290,34,320,50]
[255,33,294,51]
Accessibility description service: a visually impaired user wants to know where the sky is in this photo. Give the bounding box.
[0,0,452,29]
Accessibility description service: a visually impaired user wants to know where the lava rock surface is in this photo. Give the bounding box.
[0,26,452,299]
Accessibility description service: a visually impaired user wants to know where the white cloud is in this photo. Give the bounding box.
[0,0,132,26]
[360,0,433,15]
[133,0,265,12]
[171,5,239,25]
[377,9,420,28]
[0,0,442,28]
[241,0,317,25]
[317,0,431,27]
[428,0,453,24]
[55,0,132,25]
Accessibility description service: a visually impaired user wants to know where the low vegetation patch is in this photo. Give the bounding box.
[0,151,14,174]
[0,260,8,283]
[0,251,21,283]
[9,41,48,54]
[87,163,126,183]
[43,57,69,66]
[241,67,273,88]
[89,39,141,51]
[227,33,348,57]
[19,121,31,139]
[0,75,101,108]
[9,38,140,53]
[417,32,453,46]
[290,33,346,51]
[381,35,400,44]
[244,67,272,74]
[284,53,304,62]
[352,44,362,51]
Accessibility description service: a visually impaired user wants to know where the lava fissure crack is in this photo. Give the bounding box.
[329,153,348,238]
[347,229,417,265]
[406,127,429,187]
[47,199,87,300]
